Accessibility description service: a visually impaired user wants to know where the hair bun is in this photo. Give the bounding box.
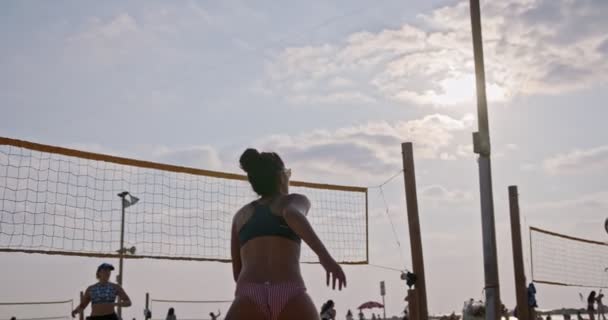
[239,148,261,173]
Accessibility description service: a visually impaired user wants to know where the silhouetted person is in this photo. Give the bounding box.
[590,291,598,320]
[210,310,221,320]
[166,307,176,320]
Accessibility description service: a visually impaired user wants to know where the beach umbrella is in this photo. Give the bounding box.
[358,301,384,310]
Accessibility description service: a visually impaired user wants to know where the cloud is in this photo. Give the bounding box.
[543,145,608,175]
[254,113,474,184]
[528,191,608,213]
[153,146,223,170]
[420,185,474,203]
[261,0,608,107]
[64,4,214,68]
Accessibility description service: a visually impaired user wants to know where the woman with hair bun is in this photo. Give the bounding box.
[225,148,346,320]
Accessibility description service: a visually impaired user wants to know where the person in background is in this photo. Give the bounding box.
[166,308,176,320]
[371,314,376,320]
[358,309,365,320]
[321,300,336,320]
[597,291,606,320]
[71,263,132,320]
[346,309,353,320]
[10,317,16,320]
[528,283,538,320]
[578,311,584,320]
[589,291,598,320]
[210,310,221,320]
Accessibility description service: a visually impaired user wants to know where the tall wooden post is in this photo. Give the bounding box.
[79,291,84,320]
[469,0,501,318]
[145,292,150,320]
[509,186,530,320]
[407,289,419,320]
[401,142,428,320]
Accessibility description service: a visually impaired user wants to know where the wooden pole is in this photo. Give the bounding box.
[79,291,84,320]
[401,142,428,320]
[468,0,501,319]
[145,292,150,320]
[509,186,530,320]
[118,198,126,318]
[407,289,418,320]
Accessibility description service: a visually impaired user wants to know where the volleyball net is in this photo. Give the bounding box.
[0,137,368,264]
[530,226,608,288]
[0,299,73,320]
[147,294,232,320]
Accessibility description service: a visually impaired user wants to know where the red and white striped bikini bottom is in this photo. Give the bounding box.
[235,281,307,320]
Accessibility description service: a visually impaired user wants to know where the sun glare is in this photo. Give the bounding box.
[433,74,507,106]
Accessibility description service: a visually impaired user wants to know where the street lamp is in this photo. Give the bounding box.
[116,191,139,318]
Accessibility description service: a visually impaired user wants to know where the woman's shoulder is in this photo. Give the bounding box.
[233,201,257,226]
[108,282,123,291]
[282,193,309,205]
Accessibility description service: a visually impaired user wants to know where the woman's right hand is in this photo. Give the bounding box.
[320,254,346,290]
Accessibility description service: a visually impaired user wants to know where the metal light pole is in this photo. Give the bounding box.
[468,1,501,319]
[117,191,138,318]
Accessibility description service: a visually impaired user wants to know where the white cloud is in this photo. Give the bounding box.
[543,145,608,175]
[254,113,474,184]
[261,0,608,108]
[153,146,223,171]
[420,185,474,203]
[528,191,608,213]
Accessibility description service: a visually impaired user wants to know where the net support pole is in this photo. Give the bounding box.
[407,289,418,320]
[509,186,530,320]
[468,0,501,319]
[145,293,150,320]
[79,291,84,320]
[382,295,386,319]
[118,194,126,318]
[401,142,428,320]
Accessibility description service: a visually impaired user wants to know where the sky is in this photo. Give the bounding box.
[1,0,608,318]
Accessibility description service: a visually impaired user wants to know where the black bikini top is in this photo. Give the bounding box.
[238,202,301,246]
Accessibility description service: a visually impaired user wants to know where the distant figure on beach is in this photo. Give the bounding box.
[589,291,598,320]
[598,292,606,320]
[71,263,132,320]
[321,300,336,320]
[501,303,509,319]
[547,314,552,320]
[10,317,16,320]
[359,309,365,320]
[371,314,376,320]
[225,149,346,320]
[346,309,353,320]
[528,283,538,319]
[166,307,176,320]
[209,310,221,320]
[578,311,584,320]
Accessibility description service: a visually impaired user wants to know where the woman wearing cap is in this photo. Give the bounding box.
[71,263,132,319]
[225,149,346,320]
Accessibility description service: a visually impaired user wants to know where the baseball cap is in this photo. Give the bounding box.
[97,263,115,272]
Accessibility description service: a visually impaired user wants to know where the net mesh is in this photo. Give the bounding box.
[149,298,232,320]
[0,137,368,263]
[0,299,72,320]
[530,226,608,288]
